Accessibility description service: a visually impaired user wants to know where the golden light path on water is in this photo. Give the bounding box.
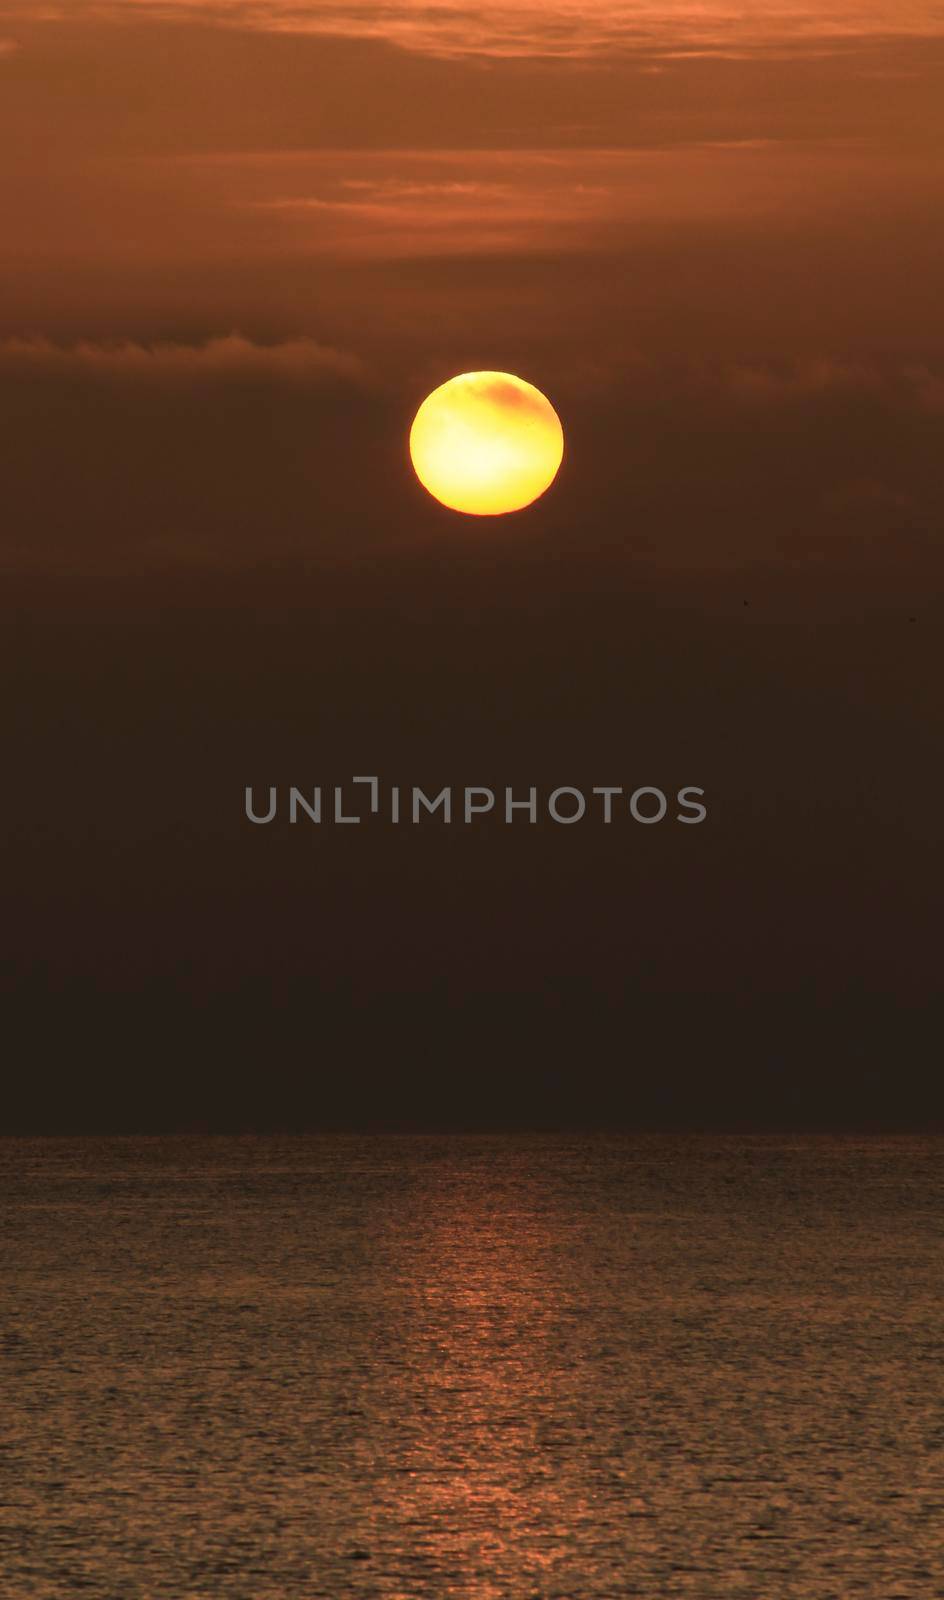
[4,1136,940,1596]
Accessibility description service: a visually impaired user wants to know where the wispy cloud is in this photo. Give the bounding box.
[692,356,944,418]
[225,141,898,257]
[4,1,943,59]
[249,158,618,254]
[0,333,367,384]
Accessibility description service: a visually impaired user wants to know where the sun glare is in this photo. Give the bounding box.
[409,371,564,516]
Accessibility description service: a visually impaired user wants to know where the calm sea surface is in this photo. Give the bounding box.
[1,1135,941,1598]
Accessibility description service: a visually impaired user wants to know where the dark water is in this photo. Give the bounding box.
[1,1136,941,1597]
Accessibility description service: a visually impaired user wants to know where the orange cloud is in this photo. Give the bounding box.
[720,359,944,414]
[220,140,913,258]
[5,1,944,58]
[0,333,368,385]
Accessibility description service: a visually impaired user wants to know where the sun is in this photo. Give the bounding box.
[409,371,564,516]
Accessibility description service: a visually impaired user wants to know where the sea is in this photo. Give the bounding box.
[1,1135,941,1598]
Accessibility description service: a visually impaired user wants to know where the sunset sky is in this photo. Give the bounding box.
[2,1,942,1127]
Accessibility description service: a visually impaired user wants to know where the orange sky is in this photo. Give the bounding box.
[2,0,942,1127]
[0,0,941,570]
[6,0,944,52]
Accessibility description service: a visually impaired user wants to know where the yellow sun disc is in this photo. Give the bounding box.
[409,371,564,516]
